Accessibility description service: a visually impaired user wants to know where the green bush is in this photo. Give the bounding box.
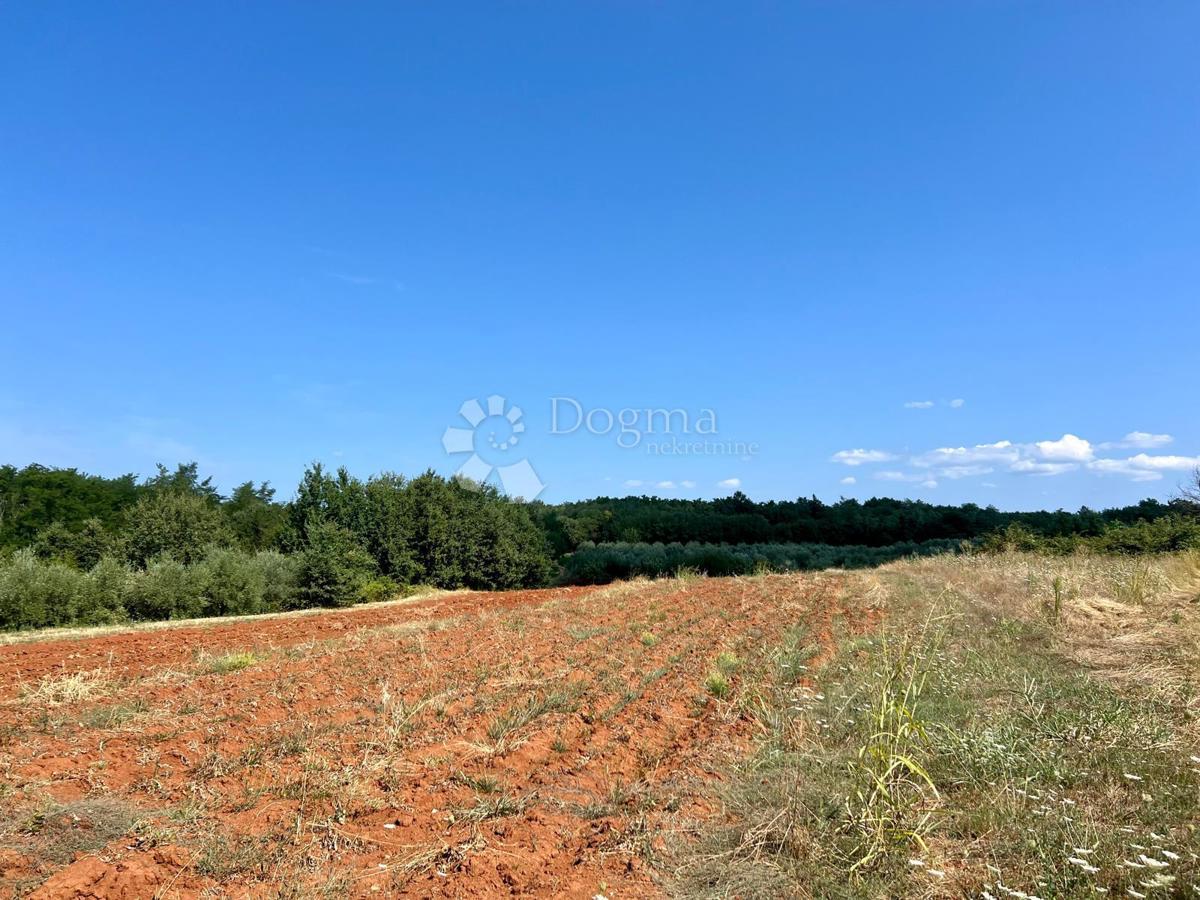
[0,550,129,630]
[81,556,130,625]
[254,550,299,610]
[980,516,1200,556]
[196,546,269,617]
[32,518,125,569]
[284,466,553,590]
[559,539,961,585]
[123,556,206,621]
[0,550,84,629]
[358,576,401,603]
[295,519,377,608]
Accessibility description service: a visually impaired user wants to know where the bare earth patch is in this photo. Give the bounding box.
[0,573,870,898]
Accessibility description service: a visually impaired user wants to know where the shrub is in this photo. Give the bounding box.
[196,546,268,617]
[80,556,130,625]
[295,519,377,608]
[0,550,87,629]
[124,556,206,621]
[358,576,401,604]
[979,516,1200,557]
[253,550,299,610]
[558,539,962,585]
[0,551,130,629]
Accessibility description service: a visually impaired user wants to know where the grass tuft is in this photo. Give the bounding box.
[199,650,259,675]
[703,671,730,699]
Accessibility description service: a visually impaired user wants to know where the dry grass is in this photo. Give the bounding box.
[0,586,450,647]
[676,550,1200,899]
[17,669,115,706]
[898,550,1200,718]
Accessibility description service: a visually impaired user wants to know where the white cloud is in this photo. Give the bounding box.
[1087,460,1161,482]
[840,476,857,485]
[1034,434,1093,462]
[656,480,676,490]
[873,471,938,488]
[948,398,965,409]
[904,400,934,409]
[680,480,696,489]
[913,441,1019,469]
[1011,460,1078,476]
[831,430,1197,487]
[623,479,643,488]
[1089,453,1200,482]
[831,448,896,466]
[938,465,994,480]
[717,477,741,489]
[1099,431,1174,450]
[1125,453,1199,470]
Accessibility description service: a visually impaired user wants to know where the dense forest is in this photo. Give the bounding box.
[1,462,1197,630]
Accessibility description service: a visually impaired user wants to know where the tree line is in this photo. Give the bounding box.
[535,492,1189,553]
[1,461,1196,630]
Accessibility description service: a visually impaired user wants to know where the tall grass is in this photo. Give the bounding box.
[848,633,939,871]
[675,551,1200,898]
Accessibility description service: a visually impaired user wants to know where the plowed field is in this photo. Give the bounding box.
[0,573,874,898]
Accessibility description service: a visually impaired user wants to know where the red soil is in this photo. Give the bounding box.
[0,573,875,898]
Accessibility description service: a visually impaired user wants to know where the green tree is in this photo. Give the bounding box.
[32,518,124,569]
[143,462,222,501]
[295,518,376,608]
[125,491,231,566]
[224,481,287,551]
[0,464,140,551]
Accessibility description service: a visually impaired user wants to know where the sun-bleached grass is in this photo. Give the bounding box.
[675,550,1200,899]
[0,586,451,647]
[17,669,115,706]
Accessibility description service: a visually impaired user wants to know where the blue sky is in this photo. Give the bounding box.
[2,2,1197,509]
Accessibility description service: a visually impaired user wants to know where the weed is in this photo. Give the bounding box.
[715,651,741,675]
[195,832,271,878]
[199,650,259,675]
[80,698,149,729]
[454,792,533,822]
[567,623,608,641]
[453,771,502,794]
[485,687,580,747]
[378,683,447,749]
[703,671,730,699]
[19,799,139,864]
[846,633,939,871]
